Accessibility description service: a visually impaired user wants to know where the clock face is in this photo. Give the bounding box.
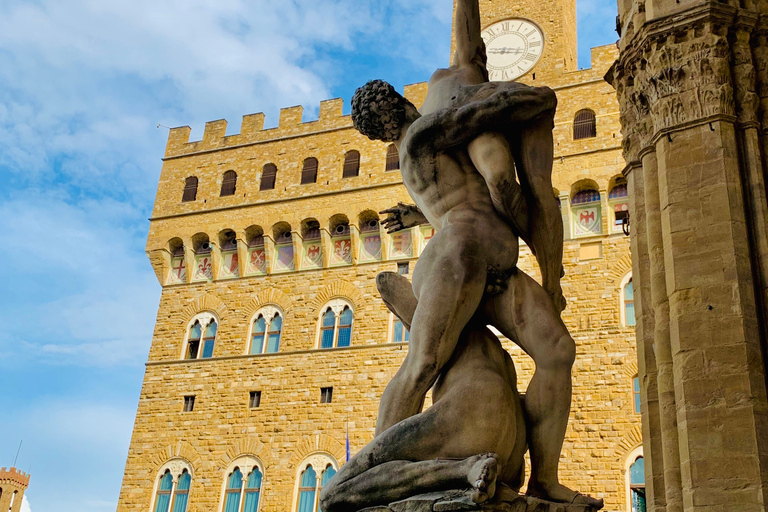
[481,18,544,81]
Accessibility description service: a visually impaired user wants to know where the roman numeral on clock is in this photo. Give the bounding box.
[524,53,537,61]
[529,41,541,48]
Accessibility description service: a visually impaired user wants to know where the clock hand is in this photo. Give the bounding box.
[488,47,525,55]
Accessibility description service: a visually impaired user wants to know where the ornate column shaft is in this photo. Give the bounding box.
[610,2,768,510]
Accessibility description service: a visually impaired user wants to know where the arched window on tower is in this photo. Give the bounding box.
[573,109,597,140]
[185,313,218,359]
[385,144,400,171]
[220,456,264,512]
[182,176,198,202]
[249,307,283,355]
[260,164,277,191]
[294,457,338,512]
[221,170,237,196]
[342,150,360,178]
[628,453,646,512]
[301,157,319,184]
[318,300,354,349]
[621,273,635,327]
[151,461,193,512]
[297,466,317,512]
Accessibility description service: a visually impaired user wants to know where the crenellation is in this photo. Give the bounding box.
[202,119,228,146]
[241,113,265,138]
[319,98,344,122]
[278,105,304,131]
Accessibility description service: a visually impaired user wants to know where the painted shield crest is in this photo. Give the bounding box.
[304,242,322,267]
[249,248,266,274]
[334,239,352,264]
[362,234,381,260]
[390,231,413,258]
[574,206,601,235]
[276,245,294,270]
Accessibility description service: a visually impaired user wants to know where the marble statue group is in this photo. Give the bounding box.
[319,1,603,510]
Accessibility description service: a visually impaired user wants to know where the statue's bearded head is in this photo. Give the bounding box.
[351,80,413,142]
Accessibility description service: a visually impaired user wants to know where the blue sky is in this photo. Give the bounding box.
[0,1,618,510]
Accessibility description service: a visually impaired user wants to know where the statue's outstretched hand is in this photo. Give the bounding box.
[380,203,426,233]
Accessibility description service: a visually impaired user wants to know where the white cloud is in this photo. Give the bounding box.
[21,494,31,512]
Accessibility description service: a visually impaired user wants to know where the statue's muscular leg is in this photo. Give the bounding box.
[510,112,566,312]
[483,270,602,508]
[375,230,487,435]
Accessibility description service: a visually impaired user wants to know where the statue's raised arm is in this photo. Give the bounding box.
[452,0,488,78]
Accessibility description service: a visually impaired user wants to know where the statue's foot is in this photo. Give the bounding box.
[527,482,603,509]
[467,453,498,504]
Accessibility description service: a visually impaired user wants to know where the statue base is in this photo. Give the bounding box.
[359,489,602,512]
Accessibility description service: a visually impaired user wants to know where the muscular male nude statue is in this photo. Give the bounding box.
[422,0,566,313]
[319,272,527,511]
[349,76,600,506]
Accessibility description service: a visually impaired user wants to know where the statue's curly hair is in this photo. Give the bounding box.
[351,80,409,142]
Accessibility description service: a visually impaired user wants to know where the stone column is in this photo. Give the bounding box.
[626,159,666,511]
[609,2,768,510]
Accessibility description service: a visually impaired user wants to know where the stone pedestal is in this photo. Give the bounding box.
[360,490,601,512]
[608,2,768,511]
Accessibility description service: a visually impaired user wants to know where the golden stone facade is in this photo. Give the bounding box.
[117,1,644,511]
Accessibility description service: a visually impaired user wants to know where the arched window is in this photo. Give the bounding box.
[320,310,336,349]
[249,307,283,355]
[301,157,319,184]
[185,313,218,359]
[318,300,354,349]
[621,274,635,327]
[385,144,400,171]
[151,460,193,512]
[294,456,338,512]
[571,187,602,237]
[221,170,237,197]
[182,177,198,202]
[342,150,360,178]
[574,109,597,140]
[392,316,410,343]
[224,468,243,511]
[174,470,191,512]
[154,471,174,511]
[628,453,645,512]
[220,456,264,512]
[260,164,277,191]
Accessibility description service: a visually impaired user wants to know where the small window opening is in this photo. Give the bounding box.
[574,109,597,140]
[183,395,195,412]
[301,157,319,184]
[343,150,360,178]
[397,262,409,275]
[385,145,400,171]
[220,170,237,196]
[320,387,333,404]
[182,176,198,202]
[260,164,277,190]
[249,391,262,409]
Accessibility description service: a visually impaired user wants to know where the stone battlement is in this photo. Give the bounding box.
[0,467,30,488]
[164,83,428,159]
